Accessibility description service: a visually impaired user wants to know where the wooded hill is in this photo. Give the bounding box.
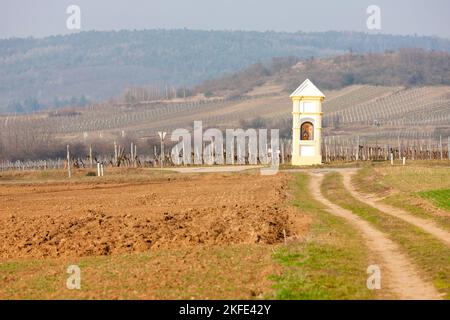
[195,49,450,97]
[2,29,450,112]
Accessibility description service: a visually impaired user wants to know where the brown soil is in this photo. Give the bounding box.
[0,173,308,260]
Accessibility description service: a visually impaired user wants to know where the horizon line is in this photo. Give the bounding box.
[1,27,449,41]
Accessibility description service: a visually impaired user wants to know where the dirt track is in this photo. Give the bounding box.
[0,173,308,260]
[342,172,450,246]
[309,173,442,300]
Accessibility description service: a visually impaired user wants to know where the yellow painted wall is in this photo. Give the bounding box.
[291,96,324,166]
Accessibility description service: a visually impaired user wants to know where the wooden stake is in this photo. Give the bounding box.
[66,145,71,179]
[114,141,117,165]
[356,136,360,161]
[131,142,134,166]
[89,144,93,168]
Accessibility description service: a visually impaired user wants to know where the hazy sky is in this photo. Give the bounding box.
[1,0,449,39]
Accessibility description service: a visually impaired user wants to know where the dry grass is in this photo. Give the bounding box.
[0,245,279,299]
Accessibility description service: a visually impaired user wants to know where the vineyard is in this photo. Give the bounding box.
[2,85,449,133]
[0,84,449,165]
[1,137,448,172]
[324,86,450,126]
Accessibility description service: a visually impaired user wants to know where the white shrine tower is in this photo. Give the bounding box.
[290,79,325,166]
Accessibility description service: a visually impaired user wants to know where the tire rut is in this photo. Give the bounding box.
[309,173,442,300]
[342,172,450,247]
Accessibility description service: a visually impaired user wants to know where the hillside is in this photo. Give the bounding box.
[0,50,449,161]
[2,29,450,112]
[196,49,450,96]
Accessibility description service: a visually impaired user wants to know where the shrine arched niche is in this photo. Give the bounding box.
[301,121,314,141]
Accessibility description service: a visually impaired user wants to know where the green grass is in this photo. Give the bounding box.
[270,173,377,300]
[322,172,450,299]
[419,189,450,211]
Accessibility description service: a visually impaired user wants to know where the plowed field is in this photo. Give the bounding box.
[0,173,308,260]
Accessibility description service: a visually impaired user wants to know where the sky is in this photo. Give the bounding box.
[0,0,449,39]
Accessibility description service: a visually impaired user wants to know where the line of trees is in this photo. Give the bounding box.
[6,95,90,114]
[122,86,194,104]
